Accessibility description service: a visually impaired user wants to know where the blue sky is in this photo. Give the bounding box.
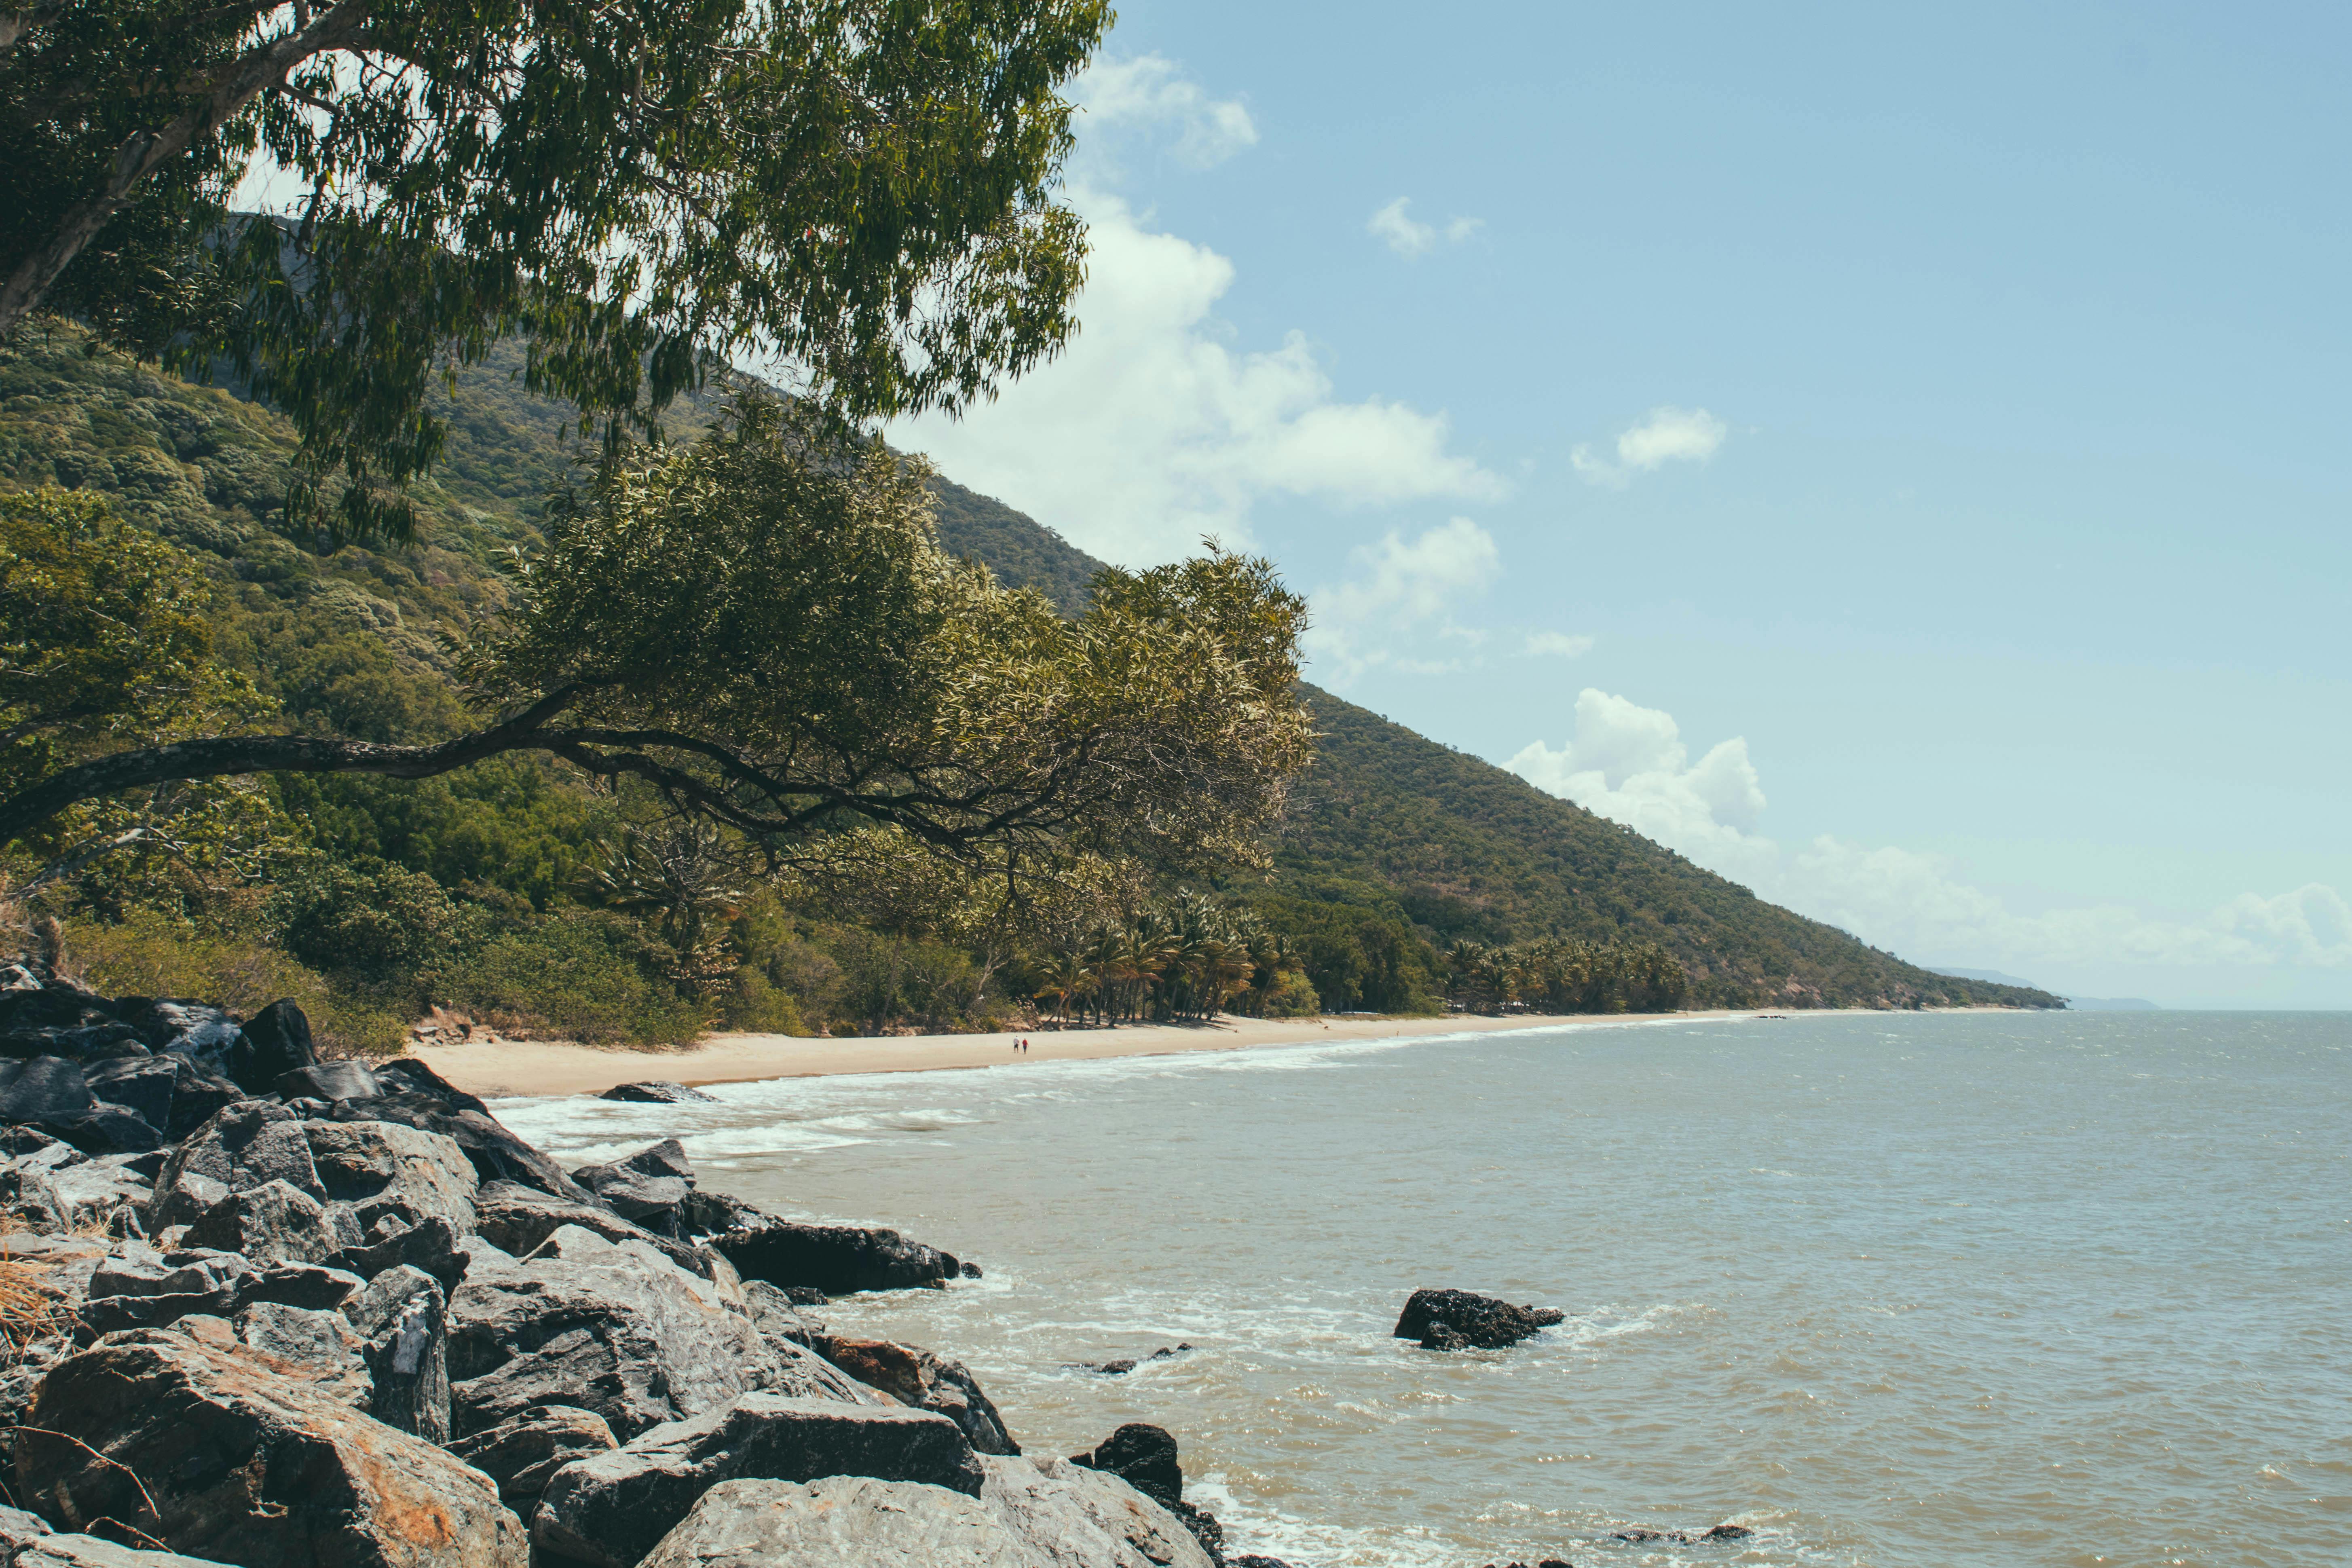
[895,2,2352,1008]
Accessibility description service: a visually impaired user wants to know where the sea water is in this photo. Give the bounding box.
[495,1011,2351,1568]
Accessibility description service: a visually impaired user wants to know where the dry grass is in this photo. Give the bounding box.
[0,1255,70,1364]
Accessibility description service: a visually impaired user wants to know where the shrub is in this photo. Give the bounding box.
[1259,968,1324,1019]
[434,911,705,1047]
[66,908,408,1057]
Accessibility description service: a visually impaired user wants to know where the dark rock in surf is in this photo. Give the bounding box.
[1070,1422,1184,1507]
[704,1205,964,1295]
[1393,1287,1565,1351]
[1703,1524,1755,1541]
[1071,1343,1193,1374]
[599,1081,719,1104]
[573,1139,695,1236]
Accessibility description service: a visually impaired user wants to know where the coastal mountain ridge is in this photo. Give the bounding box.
[0,325,2060,1012]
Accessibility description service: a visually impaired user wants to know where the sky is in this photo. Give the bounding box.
[889,1,2352,1008]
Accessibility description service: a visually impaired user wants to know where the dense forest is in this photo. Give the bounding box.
[0,324,2058,1050]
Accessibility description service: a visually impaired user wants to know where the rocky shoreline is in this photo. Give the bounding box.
[0,968,1750,1568]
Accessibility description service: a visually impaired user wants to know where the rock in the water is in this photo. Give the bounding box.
[1230,1558,1297,1568]
[533,1394,985,1568]
[981,1454,1217,1568]
[1070,1344,1194,1375]
[344,1263,452,1442]
[180,1179,342,1266]
[17,1327,528,1568]
[571,1140,694,1236]
[636,1476,1027,1568]
[1071,1422,1185,1507]
[598,1082,718,1104]
[817,1334,1019,1454]
[226,1000,315,1093]
[1392,1287,1565,1351]
[445,1404,619,1510]
[448,1225,776,1440]
[302,1119,478,1232]
[1703,1523,1755,1540]
[704,1208,964,1295]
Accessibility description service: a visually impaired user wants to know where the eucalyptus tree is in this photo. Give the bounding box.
[0,404,1317,900]
[2,0,1108,537]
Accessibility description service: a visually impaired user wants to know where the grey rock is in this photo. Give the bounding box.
[47,1157,154,1232]
[598,1082,718,1104]
[0,1056,91,1122]
[275,1059,379,1103]
[320,1061,585,1201]
[471,1181,719,1280]
[89,1247,249,1300]
[533,1394,985,1568]
[17,1328,527,1568]
[124,1001,241,1075]
[981,1454,1219,1568]
[40,1103,164,1157]
[225,1000,315,1093]
[147,1104,326,1227]
[180,1179,339,1266]
[444,1405,619,1510]
[0,1504,50,1549]
[14,1532,236,1568]
[636,1477,1028,1568]
[1393,1287,1565,1351]
[449,1224,776,1440]
[80,1058,176,1134]
[325,1213,468,1292]
[300,1119,478,1232]
[342,1264,451,1442]
[75,1261,366,1336]
[572,1141,694,1236]
[229,1300,371,1405]
[817,1334,1019,1454]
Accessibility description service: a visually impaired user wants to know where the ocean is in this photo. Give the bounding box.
[494,1010,2351,1568]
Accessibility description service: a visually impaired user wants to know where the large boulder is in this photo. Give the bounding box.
[533,1394,985,1568]
[571,1141,693,1238]
[325,1214,468,1293]
[598,1082,717,1105]
[16,1327,528,1568]
[1391,1287,1565,1351]
[180,1181,348,1267]
[76,1261,365,1337]
[816,1335,1018,1454]
[703,1207,964,1295]
[4,1511,236,1568]
[471,1182,717,1281]
[636,1477,1027,1568]
[300,1120,477,1232]
[444,1405,618,1512]
[981,1454,1219,1568]
[224,1001,315,1094]
[1070,1424,1183,1507]
[448,1227,777,1441]
[147,1105,325,1230]
[0,1058,162,1154]
[85,1057,243,1143]
[2,1143,151,1233]
[343,1264,451,1442]
[322,1095,589,1204]
[224,1300,372,1406]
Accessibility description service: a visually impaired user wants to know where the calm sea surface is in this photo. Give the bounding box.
[497,1011,2351,1568]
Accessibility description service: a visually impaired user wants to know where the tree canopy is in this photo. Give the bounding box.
[1,0,1109,538]
[0,405,1317,902]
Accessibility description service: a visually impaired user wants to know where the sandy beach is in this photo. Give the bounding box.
[410,1008,1748,1099]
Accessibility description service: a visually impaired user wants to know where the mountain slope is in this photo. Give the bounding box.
[0,325,2058,1011]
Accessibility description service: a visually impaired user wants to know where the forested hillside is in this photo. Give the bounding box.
[0,324,2058,1030]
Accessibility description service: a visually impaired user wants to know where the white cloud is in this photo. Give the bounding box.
[1505,689,2352,983]
[1368,198,1483,258]
[1570,406,1729,488]
[891,184,1504,564]
[1076,55,1258,169]
[1302,517,1500,683]
[1522,631,1595,658]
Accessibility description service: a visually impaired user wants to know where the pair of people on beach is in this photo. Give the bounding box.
[1012,1037,1030,1054]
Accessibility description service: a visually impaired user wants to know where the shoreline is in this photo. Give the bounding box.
[410,1008,1752,1099]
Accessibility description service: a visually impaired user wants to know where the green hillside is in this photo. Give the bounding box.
[0,324,2059,1016]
